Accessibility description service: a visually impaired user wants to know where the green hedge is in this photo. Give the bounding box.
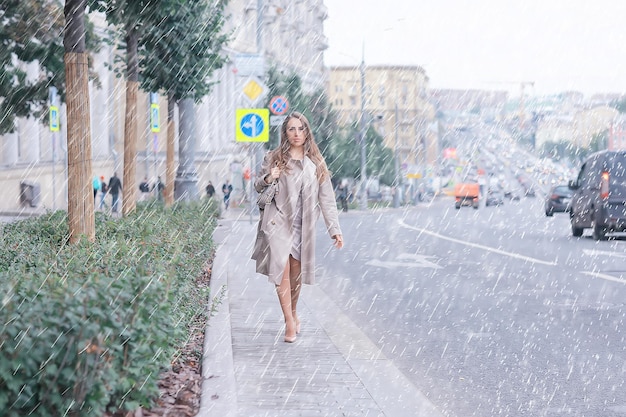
[0,200,219,416]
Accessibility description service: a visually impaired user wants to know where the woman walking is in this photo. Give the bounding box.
[252,112,344,343]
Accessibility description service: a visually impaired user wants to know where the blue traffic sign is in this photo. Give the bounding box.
[236,108,269,142]
[241,113,264,137]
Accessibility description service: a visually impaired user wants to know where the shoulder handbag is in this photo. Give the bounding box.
[257,179,279,209]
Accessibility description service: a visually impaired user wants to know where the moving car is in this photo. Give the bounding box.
[454,183,479,209]
[544,184,573,216]
[568,150,626,240]
[485,189,504,207]
[524,186,536,197]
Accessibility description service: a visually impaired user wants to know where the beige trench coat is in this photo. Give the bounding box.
[251,154,342,285]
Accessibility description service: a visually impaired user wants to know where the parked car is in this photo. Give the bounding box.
[524,186,536,197]
[568,150,626,240]
[545,184,573,216]
[485,189,504,207]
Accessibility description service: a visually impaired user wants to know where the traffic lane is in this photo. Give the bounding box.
[425,195,626,280]
[318,198,626,321]
[318,220,626,416]
[316,206,626,417]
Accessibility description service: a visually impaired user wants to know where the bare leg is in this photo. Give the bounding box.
[277,260,296,342]
[289,255,302,333]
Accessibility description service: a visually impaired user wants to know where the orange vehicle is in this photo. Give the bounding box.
[454,183,480,209]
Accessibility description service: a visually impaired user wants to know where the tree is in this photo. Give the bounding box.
[265,67,309,150]
[264,68,343,172]
[589,130,608,153]
[64,0,95,254]
[90,0,162,215]
[264,69,396,185]
[611,97,626,114]
[0,0,98,134]
[328,122,394,185]
[308,87,340,161]
[140,0,230,205]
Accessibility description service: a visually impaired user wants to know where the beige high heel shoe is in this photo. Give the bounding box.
[284,321,297,343]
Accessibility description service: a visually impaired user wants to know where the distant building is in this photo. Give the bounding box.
[429,89,508,118]
[589,93,625,108]
[327,65,437,175]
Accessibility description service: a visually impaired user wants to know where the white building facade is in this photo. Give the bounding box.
[0,0,328,213]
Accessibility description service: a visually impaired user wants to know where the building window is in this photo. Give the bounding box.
[350,96,356,106]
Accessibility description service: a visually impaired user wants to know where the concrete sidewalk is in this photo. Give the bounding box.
[197,207,444,417]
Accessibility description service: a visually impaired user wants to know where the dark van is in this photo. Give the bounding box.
[568,150,626,240]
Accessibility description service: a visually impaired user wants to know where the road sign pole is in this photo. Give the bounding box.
[150,94,161,199]
[49,86,58,211]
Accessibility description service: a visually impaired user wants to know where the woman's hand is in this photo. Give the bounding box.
[332,234,344,249]
[264,166,281,184]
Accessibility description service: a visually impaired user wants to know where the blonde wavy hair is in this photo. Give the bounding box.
[268,112,330,184]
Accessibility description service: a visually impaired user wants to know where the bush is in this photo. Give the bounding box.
[0,199,219,416]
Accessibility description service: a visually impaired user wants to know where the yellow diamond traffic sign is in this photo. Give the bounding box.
[242,77,266,104]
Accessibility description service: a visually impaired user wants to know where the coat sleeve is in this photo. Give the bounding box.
[318,177,342,238]
[254,152,272,193]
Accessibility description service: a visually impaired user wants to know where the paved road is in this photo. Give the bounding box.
[316,195,626,417]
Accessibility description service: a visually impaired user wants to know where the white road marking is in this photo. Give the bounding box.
[582,271,626,284]
[583,249,626,259]
[366,258,442,269]
[398,219,558,266]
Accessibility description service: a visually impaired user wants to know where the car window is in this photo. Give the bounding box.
[578,161,591,188]
[554,186,569,194]
[607,154,626,183]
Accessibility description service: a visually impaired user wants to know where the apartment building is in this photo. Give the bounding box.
[0,0,328,213]
[327,65,438,177]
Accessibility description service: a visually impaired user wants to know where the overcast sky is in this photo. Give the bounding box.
[323,0,626,97]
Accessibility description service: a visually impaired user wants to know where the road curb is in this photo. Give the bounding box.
[197,220,238,417]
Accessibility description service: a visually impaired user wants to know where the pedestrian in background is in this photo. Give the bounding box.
[337,183,348,212]
[251,112,344,343]
[139,177,150,201]
[206,181,215,199]
[99,176,108,210]
[108,173,122,213]
[222,180,232,209]
[155,176,165,201]
[92,176,101,202]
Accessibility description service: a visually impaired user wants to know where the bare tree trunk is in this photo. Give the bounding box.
[164,95,176,207]
[64,0,94,244]
[122,25,139,216]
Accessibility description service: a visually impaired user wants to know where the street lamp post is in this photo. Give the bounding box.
[393,102,401,208]
[358,57,368,211]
